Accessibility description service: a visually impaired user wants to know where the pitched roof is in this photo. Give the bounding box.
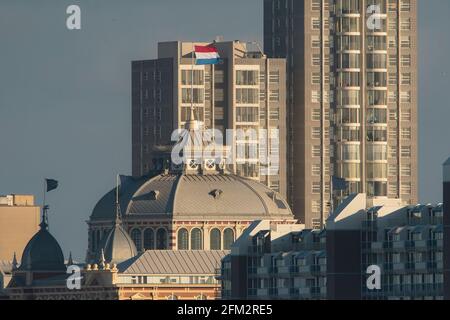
[117,250,228,275]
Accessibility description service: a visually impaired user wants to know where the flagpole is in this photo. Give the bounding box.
[42,179,46,211]
[191,43,195,118]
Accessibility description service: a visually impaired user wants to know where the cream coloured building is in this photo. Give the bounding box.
[0,195,40,262]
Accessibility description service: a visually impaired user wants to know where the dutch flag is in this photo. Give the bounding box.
[194,45,221,65]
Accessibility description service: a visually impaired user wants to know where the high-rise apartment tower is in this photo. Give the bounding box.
[132,41,287,197]
[264,0,418,227]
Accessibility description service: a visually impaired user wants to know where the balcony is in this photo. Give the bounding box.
[414,262,427,272]
[371,242,383,251]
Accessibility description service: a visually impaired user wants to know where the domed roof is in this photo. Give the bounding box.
[19,219,66,272]
[91,173,294,221]
[97,213,138,264]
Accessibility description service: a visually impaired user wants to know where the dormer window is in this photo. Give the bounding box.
[149,190,160,200]
[210,189,223,199]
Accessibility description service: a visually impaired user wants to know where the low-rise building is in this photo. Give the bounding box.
[222,189,447,300]
[220,220,327,300]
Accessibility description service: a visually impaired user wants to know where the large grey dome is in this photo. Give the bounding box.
[91,173,293,221]
[19,222,66,272]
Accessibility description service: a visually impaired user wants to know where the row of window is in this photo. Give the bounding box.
[177,228,235,250]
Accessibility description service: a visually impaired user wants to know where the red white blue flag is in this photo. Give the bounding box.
[194,45,220,65]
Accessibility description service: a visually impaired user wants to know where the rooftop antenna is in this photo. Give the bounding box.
[115,174,122,225]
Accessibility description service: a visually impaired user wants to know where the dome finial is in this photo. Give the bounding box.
[67,251,74,266]
[115,174,123,226]
[40,205,49,230]
[12,252,18,270]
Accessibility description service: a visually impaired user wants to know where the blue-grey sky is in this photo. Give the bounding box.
[0,0,449,260]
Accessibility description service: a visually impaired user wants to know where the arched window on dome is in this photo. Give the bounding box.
[191,228,203,250]
[131,229,142,251]
[223,228,235,250]
[95,229,101,251]
[178,228,189,250]
[143,228,154,250]
[90,230,95,251]
[156,228,168,249]
[210,228,221,250]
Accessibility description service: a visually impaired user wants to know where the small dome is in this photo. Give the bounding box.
[19,222,66,272]
[98,219,138,264]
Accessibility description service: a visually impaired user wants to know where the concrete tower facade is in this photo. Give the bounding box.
[264,0,418,228]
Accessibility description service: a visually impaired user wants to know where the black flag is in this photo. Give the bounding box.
[46,179,59,192]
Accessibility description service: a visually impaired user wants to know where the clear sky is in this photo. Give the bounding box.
[0,0,449,260]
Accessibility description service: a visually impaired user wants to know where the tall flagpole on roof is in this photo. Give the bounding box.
[191,42,195,121]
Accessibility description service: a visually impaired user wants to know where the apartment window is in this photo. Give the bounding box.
[340,163,361,179]
[236,70,259,86]
[312,164,321,176]
[311,35,321,48]
[311,72,321,85]
[401,109,411,122]
[337,35,360,51]
[236,107,259,123]
[311,0,321,11]
[269,90,280,102]
[400,18,412,31]
[388,55,397,67]
[400,91,411,103]
[389,110,397,121]
[400,36,411,48]
[236,88,259,104]
[389,129,397,140]
[311,91,320,103]
[401,164,411,177]
[312,200,321,213]
[367,144,387,161]
[312,182,321,194]
[312,54,321,66]
[401,146,411,158]
[400,0,411,12]
[388,37,396,49]
[388,164,398,177]
[388,73,397,85]
[312,145,321,158]
[401,73,412,85]
[312,127,321,139]
[336,16,360,33]
[181,70,204,85]
[388,91,397,104]
[312,109,321,121]
[311,18,321,30]
[367,163,387,179]
[388,183,398,195]
[389,146,397,158]
[401,182,412,195]
[401,127,411,139]
[182,88,204,104]
[269,108,280,121]
[269,71,280,84]
[338,72,360,87]
[401,55,412,67]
